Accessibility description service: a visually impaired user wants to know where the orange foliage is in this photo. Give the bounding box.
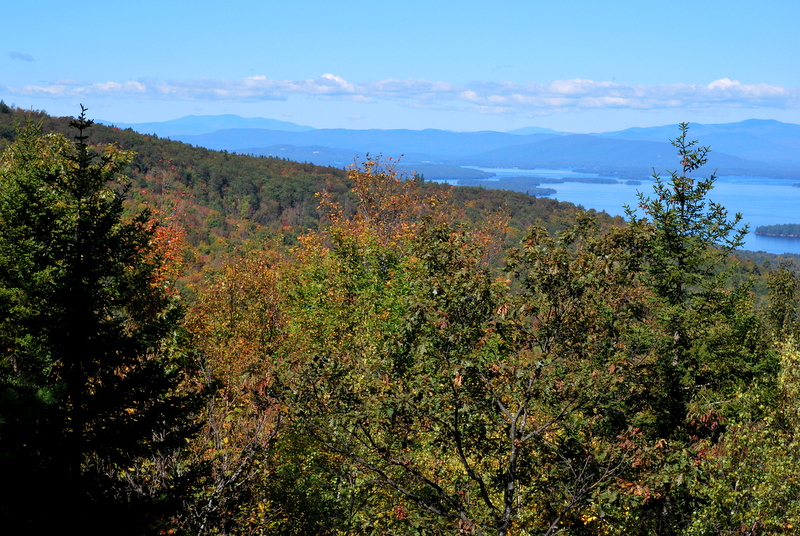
[319,155,452,247]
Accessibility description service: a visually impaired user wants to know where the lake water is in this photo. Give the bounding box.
[450,168,800,255]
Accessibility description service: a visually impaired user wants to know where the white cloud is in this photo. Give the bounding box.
[22,83,70,96]
[463,78,798,112]
[8,75,800,115]
[92,81,147,93]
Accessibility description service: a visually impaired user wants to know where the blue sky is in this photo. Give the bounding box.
[3,0,800,132]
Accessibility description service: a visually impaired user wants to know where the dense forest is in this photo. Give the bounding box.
[2,104,800,535]
[755,223,800,238]
[0,104,618,284]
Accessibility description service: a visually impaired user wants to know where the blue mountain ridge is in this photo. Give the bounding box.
[98,114,314,137]
[106,116,800,181]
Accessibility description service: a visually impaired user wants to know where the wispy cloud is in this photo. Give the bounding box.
[459,78,796,112]
[9,75,800,115]
[9,52,34,62]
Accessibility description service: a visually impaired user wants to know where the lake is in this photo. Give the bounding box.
[450,168,800,255]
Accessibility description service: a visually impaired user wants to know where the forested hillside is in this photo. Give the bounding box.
[0,104,616,279]
[2,105,800,535]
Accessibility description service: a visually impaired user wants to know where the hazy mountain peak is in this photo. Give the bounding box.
[97,114,315,137]
[506,126,564,135]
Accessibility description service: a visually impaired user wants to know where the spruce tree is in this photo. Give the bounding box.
[0,108,193,534]
[624,123,771,533]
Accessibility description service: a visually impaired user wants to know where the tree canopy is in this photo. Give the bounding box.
[0,109,798,535]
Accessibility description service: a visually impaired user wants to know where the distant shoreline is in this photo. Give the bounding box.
[755,233,800,238]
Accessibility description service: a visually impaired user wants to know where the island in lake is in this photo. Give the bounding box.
[755,223,800,238]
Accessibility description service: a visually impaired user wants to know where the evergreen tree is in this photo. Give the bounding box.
[0,109,194,534]
[627,122,748,307]
[624,124,773,533]
[624,124,761,433]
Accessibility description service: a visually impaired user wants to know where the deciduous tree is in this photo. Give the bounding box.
[276,159,670,535]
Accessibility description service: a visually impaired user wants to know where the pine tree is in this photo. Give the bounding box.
[0,108,194,534]
[627,122,748,307]
[623,123,773,533]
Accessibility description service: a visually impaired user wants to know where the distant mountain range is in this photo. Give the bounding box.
[99,114,314,137]
[100,115,800,181]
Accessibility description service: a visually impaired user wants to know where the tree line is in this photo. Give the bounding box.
[755,223,800,238]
